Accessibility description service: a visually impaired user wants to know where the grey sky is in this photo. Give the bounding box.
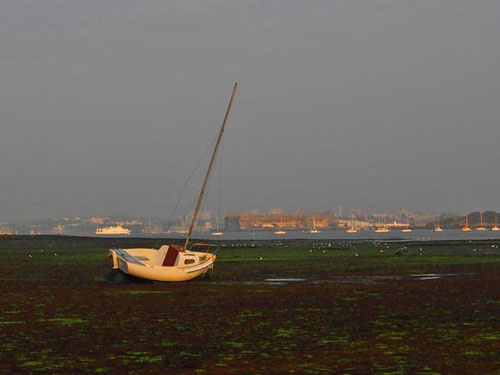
[1,0,500,221]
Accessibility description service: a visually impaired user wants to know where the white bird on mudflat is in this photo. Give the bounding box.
[355,253,359,257]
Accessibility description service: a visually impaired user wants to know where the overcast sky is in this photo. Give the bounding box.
[1,0,500,221]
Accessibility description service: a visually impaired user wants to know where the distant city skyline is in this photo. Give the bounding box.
[2,209,499,236]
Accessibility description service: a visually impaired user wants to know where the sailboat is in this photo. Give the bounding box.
[374,216,390,233]
[346,213,358,233]
[401,217,412,232]
[274,215,287,235]
[212,218,223,236]
[106,84,238,282]
[308,216,320,234]
[462,215,471,232]
[476,211,487,231]
[434,216,443,232]
[492,214,500,231]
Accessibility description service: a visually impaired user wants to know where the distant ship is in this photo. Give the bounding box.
[96,225,131,236]
[401,227,412,233]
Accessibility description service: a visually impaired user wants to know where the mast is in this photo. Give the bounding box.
[183,83,238,249]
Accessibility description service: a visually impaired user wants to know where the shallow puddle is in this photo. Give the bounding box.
[264,278,307,285]
[241,273,475,286]
[410,273,474,280]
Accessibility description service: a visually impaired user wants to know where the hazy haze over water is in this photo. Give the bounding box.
[1,0,500,221]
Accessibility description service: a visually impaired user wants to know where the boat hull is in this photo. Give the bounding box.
[108,246,216,282]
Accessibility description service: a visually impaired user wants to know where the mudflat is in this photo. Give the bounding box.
[1,236,500,374]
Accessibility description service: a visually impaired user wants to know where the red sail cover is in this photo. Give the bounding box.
[162,245,181,267]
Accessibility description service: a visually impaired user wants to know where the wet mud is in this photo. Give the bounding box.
[1,236,500,374]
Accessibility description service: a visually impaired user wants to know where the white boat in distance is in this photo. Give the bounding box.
[212,218,223,236]
[308,216,320,233]
[346,213,358,233]
[434,216,443,232]
[107,84,238,282]
[96,225,131,236]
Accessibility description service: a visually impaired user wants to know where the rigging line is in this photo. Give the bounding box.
[198,138,223,232]
[197,152,219,229]
[170,136,217,221]
[186,156,219,236]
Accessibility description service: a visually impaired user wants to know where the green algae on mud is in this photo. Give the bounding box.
[1,235,500,374]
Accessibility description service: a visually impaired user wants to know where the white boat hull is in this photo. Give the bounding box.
[108,245,216,282]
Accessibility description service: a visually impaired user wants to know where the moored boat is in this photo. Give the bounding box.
[492,214,500,231]
[476,211,487,231]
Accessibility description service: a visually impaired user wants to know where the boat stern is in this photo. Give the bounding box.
[107,249,119,269]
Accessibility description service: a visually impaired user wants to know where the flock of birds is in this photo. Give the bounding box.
[26,240,499,259]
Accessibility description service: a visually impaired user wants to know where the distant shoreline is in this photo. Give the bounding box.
[1,233,500,245]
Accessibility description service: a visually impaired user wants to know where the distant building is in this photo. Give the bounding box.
[225,213,241,231]
[337,219,371,229]
[411,214,436,227]
[225,212,336,231]
[90,217,107,224]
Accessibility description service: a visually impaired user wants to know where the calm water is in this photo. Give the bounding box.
[152,229,500,242]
